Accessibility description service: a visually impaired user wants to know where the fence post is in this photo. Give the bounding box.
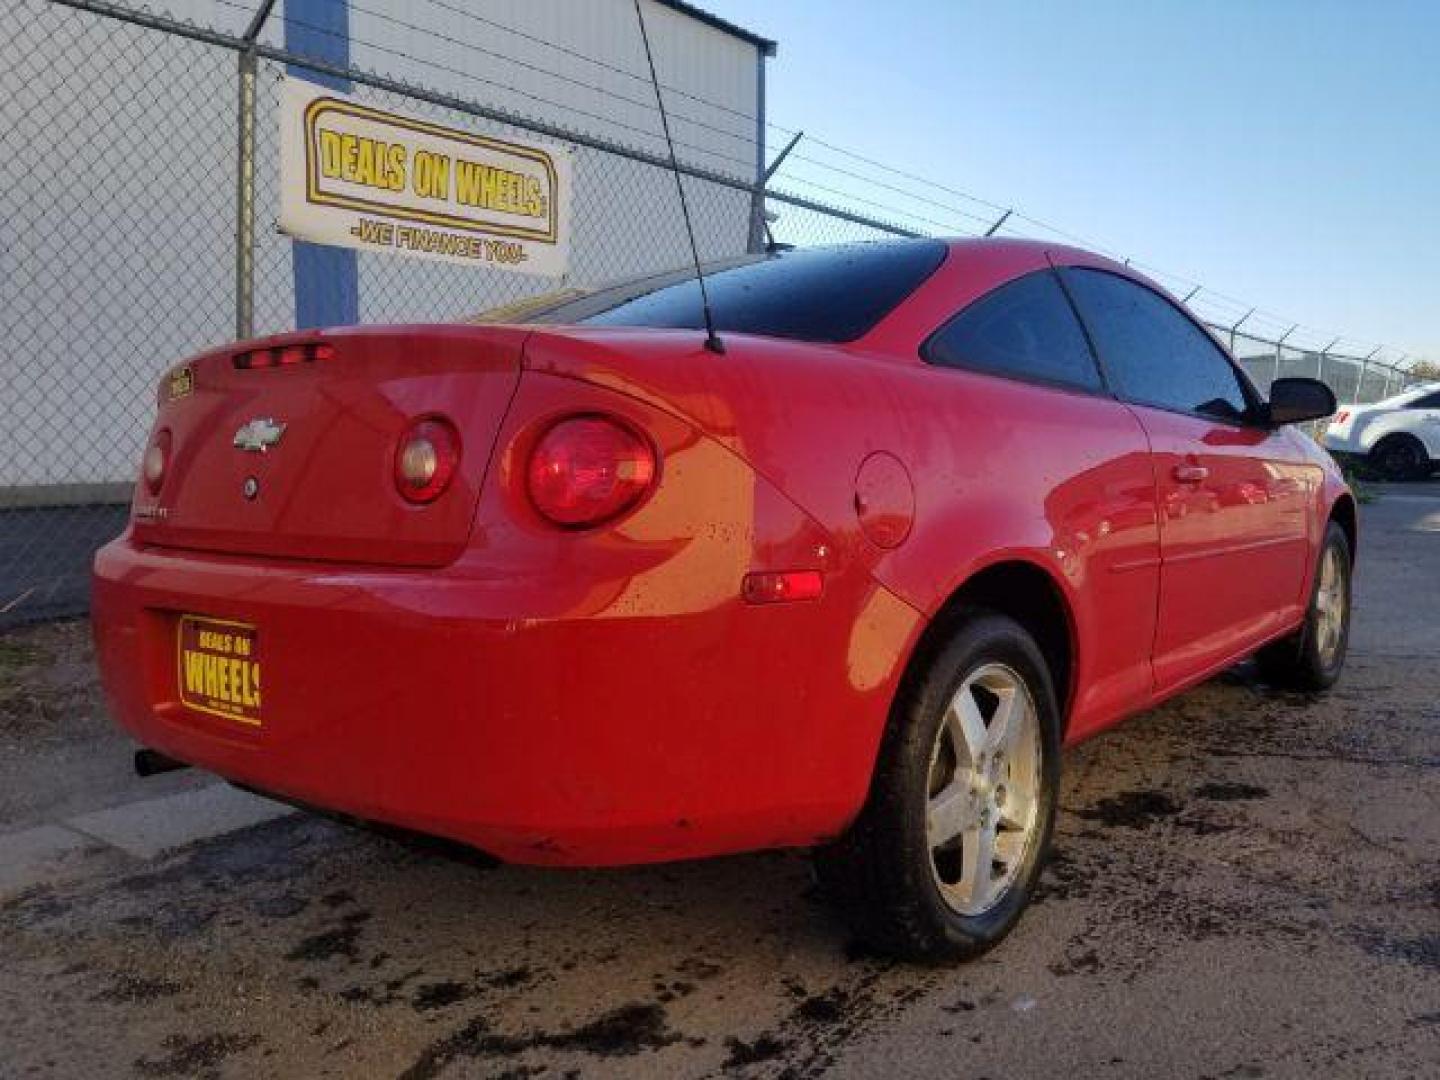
[749,130,802,253]
[1358,346,1380,402]
[1318,338,1339,384]
[1227,308,1255,355]
[984,209,1013,237]
[235,1,277,341]
[235,53,256,340]
[1274,324,1297,388]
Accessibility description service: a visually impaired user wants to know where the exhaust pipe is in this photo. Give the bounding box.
[134,748,190,777]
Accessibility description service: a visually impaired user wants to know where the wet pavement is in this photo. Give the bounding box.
[1,483,1437,1078]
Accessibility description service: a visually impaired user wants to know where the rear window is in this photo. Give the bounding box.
[512,240,948,344]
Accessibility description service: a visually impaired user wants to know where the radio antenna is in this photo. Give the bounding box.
[632,0,725,354]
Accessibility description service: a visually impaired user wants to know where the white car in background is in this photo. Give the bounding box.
[1324,383,1440,480]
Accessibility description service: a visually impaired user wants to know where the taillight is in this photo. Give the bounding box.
[526,415,658,528]
[234,342,335,369]
[142,428,172,495]
[394,417,461,504]
[1335,410,1350,424]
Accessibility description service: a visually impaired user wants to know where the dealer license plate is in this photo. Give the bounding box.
[177,615,262,726]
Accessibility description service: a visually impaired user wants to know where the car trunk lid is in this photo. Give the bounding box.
[132,325,526,567]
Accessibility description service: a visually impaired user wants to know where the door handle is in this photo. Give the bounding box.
[1173,463,1209,484]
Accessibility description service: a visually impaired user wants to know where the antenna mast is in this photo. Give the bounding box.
[631,0,725,354]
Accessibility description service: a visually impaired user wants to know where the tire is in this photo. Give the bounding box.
[816,609,1060,962]
[1369,434,1430,481]
[1256,521,1352,692]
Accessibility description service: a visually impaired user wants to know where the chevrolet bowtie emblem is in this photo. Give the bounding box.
[233,418,287,453]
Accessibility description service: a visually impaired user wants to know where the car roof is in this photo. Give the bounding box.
[941,237,1146,284]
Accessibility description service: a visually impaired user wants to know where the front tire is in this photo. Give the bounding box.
[1370,434,1430,481]
[817,610,1060,962]
[1257,521,1352,692]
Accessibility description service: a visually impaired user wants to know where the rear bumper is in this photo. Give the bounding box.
[92,533,921,867]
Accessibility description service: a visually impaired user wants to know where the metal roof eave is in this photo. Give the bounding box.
[653,0,777,55]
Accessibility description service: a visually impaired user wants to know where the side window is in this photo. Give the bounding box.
[1408,391,1440,409]
[1062,268,1252,422]
[923,270,1102,392]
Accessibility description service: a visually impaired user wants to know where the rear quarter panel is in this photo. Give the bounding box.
[522,246,1163,740]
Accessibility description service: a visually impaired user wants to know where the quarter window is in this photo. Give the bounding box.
[923,271,1102,392]
[1408,391,1440,409]
[1062,268,1252,422]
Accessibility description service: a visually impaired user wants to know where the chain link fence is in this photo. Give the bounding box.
[0,0,1426,628]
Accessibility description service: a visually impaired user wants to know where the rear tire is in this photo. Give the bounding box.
[1370,434,1430,481]
[816,610,1060,962]
[1256,521,1352,692]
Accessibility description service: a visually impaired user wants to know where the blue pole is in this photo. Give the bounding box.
[285,0,359,329]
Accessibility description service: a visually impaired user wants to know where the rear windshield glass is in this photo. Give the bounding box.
[500,239,947,344]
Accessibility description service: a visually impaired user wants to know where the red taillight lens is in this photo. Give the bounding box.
[234,342,335,369]
[1335,410,1350,424]
[394,417,461,504]
[526,416,658,527]
[142,428,172,495]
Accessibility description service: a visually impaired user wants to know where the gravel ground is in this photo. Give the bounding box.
[1,483,1437,1079]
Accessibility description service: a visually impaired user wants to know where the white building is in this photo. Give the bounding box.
[0,0,775,496]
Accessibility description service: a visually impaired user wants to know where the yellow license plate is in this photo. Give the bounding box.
[177,615,262,726]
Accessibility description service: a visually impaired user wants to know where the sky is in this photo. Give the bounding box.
[711,0,1438,365]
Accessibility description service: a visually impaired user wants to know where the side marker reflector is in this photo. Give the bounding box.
[742,570,824,605]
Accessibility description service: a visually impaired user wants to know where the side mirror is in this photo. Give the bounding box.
[1266,377,1337,426]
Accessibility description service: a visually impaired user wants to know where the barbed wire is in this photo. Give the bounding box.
[77,0,1437,369]
[413,0,785,131]
[205,0,765,178]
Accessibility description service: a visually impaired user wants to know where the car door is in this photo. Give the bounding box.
[1061,268,1312,692]
[1405,390,1440,459]
[921,268,1161,735]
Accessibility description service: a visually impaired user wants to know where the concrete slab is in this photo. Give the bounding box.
[64,784,293,860]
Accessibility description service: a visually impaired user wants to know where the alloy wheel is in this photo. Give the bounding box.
[925,663,1042,916]
[1313,543,1348,667]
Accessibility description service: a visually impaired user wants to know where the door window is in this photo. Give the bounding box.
[1062,269,1253,422]
[922,270,1102,392]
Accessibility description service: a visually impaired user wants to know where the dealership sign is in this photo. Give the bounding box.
[278,77,571,275]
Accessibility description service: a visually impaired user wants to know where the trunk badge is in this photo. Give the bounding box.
[233,418,287,453]
[242,476,260,500]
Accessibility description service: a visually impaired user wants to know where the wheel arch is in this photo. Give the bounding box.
[1329,491,1358,565]
[898,558,1078,736]
[1369,428,1428,458]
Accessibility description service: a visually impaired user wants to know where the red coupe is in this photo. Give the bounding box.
[93,239,1353,960]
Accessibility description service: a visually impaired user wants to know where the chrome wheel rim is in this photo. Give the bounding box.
[1314,544,1348,667]
[926,663,1042,916]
